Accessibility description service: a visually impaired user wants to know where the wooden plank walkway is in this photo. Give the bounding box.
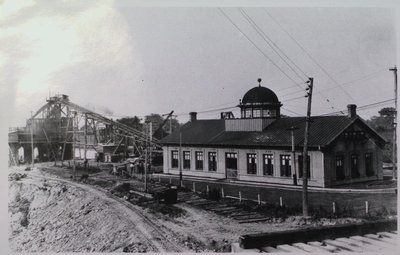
[232,231,398,253]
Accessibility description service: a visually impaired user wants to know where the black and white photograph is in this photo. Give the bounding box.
[1,0,398,253]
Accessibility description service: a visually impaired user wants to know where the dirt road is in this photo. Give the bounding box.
[9,167,186,252]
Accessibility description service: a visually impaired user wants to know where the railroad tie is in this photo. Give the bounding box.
[197,201,218,208]
[183,197,202,204]
[275,244,308,253]
[218,208,240,215]
[349,235,389,249]
[307,241,341,253]
[335,237,378,252]
[230,211,258,217]
[231,213,260,220]
[237,217,271,224]
[323,239,363,252]
[209,206,237,212]
[292,242,332,253]
[259,246,285,253]
[377,232,398,239]
[364,234,398,246]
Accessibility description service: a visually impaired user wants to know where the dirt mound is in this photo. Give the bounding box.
[8,177,157,252]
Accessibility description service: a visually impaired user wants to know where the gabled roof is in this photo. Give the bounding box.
[161,116,386,149]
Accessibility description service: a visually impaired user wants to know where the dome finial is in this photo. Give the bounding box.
[257,78,262,87]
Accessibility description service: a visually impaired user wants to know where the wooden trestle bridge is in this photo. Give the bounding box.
[8,94,162,166]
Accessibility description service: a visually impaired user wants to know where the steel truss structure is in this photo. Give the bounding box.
[8,94,161,166]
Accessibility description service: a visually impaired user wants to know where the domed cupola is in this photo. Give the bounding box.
[239,78,282,119]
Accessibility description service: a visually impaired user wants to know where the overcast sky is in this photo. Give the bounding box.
[0,0,397,127]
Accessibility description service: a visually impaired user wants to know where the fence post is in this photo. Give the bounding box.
[206,185,209,195]
[257,194,261,205]
[365,201,369,215]
[193,182,196,192]
[221,187,225,198]
[159,176,161,183]
[239,191,242,203]
[169,177,172,184]
[332,202,336,214]
[279,197,283,207]
[180,180,183,188]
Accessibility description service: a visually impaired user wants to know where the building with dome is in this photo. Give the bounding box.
[161,80,386,187]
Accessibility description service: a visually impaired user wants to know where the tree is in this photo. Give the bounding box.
[144,114,164,131]
[116,116,143,131]
[367,107,394,132]
[163,117,180,134]
[145,113,182,140]
[379,107,396,118]
[366,107,395,163]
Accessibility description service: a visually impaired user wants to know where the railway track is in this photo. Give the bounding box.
[178,191,272,224]
[90,185,185,252]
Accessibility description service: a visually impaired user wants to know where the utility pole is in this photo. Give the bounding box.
[149,121,153,182]
[179,129,183,188]
[287,126,299,186]
[389,66,397,180]
[72,111,77,180]
[84,114,87,161]
[302,77,314,217]
[30,111,34,169]
[144,122,148,191]
[170,114,177,134]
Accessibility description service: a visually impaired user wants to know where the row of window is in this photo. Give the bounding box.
[171,151,217,171]
[240,108,277,118]
[335,153,374,180]
[171,151,311,178]
[246,153,310,178]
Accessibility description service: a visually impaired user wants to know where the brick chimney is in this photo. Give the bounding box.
[189,112,197,122]
[347,104,357,118]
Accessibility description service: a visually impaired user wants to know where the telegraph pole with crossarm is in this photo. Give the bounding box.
[302,77,314,217]
[389,66,397,180]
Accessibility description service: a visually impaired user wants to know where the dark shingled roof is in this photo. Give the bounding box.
[161,119,226,145]
[161,116,385,149]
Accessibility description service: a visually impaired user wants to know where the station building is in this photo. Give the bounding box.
[161,81,386,187]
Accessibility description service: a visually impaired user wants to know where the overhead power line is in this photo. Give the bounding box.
[218,8,305,87]
[264,9,356,102]
[282,107,302,116]
[319,98,395,116]
[316,68,388,94]
[240,8,309,82]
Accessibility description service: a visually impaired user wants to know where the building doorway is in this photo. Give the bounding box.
[18,147,24,163]
[226,152,238,179]
[351,154,360,178]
